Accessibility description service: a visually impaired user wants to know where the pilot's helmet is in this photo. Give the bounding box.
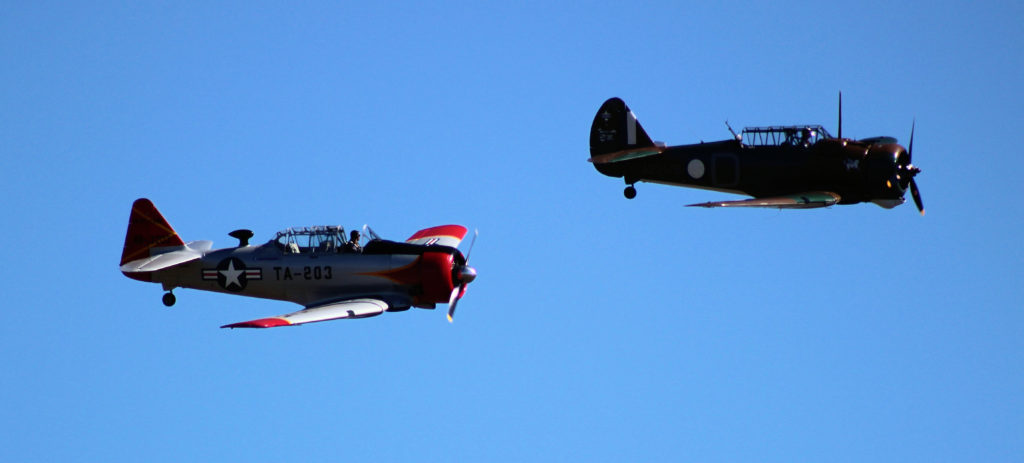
[350,230,361,241]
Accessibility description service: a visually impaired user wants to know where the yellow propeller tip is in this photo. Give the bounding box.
[447,315,453,323]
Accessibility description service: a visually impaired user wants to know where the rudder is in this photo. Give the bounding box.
[589,97,655,157]
[120,198,185,266]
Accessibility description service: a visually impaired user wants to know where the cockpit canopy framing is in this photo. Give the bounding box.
[272,226,348,254]
[742,125,832,147]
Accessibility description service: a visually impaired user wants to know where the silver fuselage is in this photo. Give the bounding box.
[152,243,425,307]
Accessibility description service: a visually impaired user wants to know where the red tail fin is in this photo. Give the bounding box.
[120,198,185,266]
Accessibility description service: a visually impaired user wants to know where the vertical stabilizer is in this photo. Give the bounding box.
[589,97,655,157]
[120,198,185,266]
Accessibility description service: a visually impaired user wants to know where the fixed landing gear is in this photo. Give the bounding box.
[162,291,176,307]
[624,185,637,199]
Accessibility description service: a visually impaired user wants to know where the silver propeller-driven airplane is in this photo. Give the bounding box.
[120,199,478,328]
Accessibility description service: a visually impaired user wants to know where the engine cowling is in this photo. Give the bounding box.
[417,251,455,305]
[862,143,909,201]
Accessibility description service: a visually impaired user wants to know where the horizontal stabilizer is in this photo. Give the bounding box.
[120,248,201,273]
[221,298,390,328]
[406,225,468,248]
[688,192,840,209]
[186,240,213,252]
[120,241,210,273]
[588,146,664,164]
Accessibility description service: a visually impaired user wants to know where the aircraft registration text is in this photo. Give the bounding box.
[273,266,333,281]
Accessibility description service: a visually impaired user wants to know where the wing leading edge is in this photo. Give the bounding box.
[687,192,841,209]
[221,298,390,329]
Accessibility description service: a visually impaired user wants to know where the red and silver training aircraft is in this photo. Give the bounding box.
[120,199,477,328]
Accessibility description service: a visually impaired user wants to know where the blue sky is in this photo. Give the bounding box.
[2,1,1022,461]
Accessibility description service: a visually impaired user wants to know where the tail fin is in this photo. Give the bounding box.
[590,97,655,157]
[120,198,185,266]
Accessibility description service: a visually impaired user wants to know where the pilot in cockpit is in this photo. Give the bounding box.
[343,230,362,253]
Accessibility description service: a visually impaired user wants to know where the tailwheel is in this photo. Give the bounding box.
[624,185,637,199]
[162,292,176,307]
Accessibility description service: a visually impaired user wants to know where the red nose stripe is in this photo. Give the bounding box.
[406,225,468,242]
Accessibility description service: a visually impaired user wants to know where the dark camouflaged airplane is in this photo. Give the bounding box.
[589,95,924,214]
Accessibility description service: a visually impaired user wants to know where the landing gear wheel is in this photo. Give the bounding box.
[162,292,176,307]
[624,185,637,199]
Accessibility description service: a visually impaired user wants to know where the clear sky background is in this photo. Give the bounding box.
[2,1,1021,461]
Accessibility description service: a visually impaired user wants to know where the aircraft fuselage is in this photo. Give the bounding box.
[593,137,898,205]
[588,97,921,210]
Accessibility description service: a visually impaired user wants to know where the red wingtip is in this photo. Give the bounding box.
[221,318,291,329]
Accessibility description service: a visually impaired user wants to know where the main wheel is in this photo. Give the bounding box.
[162,292,176,307]
[624,185,637,199]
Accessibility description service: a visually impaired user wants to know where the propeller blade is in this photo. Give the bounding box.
[447,230,478,323]
[447,285,463,323]
[464,229,478,263]
[908,119,915,161]
[448,285,459,306]
[910,178,925,216]
[906,119,923,215]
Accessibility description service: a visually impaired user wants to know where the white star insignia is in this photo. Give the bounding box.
[220,260,244,289]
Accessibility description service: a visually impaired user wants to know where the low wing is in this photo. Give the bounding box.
[406,225,468,248]
[687,192,841,209]
[221,298,390,329]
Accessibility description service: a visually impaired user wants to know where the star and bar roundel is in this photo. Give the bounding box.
[202,258,262,292]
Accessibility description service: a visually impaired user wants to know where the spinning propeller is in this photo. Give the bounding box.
[839,92,924,215]
[447,230,478,322]
[898,121,925,215]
